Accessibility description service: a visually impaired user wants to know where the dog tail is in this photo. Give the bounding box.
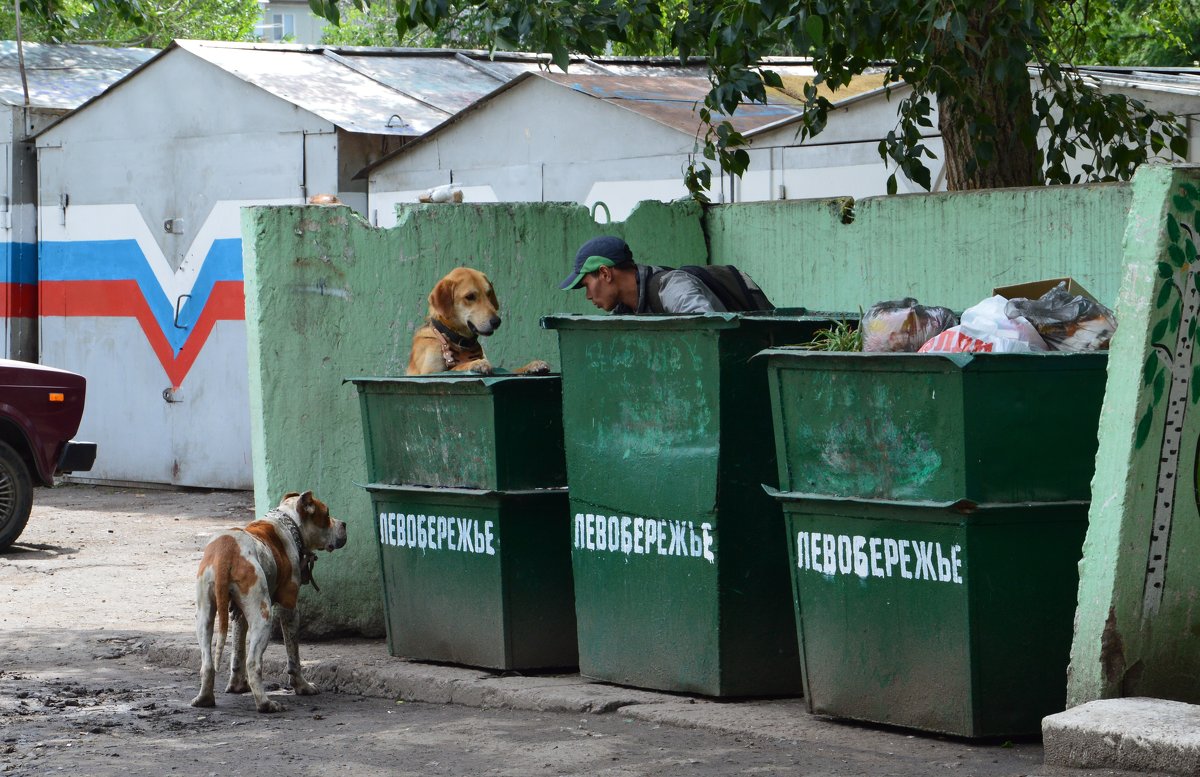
[210,564,232,670]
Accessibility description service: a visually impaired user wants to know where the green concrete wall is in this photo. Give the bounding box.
[1066,166,1200,706]
[707,184,1133,311]
[244,179,1153,643]
[242,200,705,636]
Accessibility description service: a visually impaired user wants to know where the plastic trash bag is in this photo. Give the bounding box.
[919,295,1049,353]
[861,298,958,352]
[1003,282,1117,351]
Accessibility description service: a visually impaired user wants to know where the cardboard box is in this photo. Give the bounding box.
[993,277,1100,305]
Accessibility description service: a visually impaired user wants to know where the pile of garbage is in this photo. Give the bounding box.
[858,280,1117,354]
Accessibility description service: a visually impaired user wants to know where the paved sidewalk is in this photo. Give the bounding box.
[148,635,844,742]
[146,633,1190,777]
[9,483,1196,776]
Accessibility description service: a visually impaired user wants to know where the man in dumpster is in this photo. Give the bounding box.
[559,235,773,314]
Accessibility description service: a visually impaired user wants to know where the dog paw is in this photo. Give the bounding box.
[518,360,551,375]
[468,359,493,375]
[293,682,320,697]
[257,699,285,713]
[190,693,215,708]
[225,680,250,694]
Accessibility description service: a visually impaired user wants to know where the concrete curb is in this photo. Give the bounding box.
[1043,698,1200,775]
[145,636,882,747]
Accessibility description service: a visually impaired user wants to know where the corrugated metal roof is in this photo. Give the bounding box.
[0,41,155,110]
[1073,66,1200,97]
[173,41,830,137]
[178,41,442,135]
[541,72,891,137]
[542,73,807,136]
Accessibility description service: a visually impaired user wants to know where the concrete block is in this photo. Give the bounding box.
[1043,697,1200,775]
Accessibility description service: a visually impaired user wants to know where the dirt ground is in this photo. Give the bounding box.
[0,484,1161,777]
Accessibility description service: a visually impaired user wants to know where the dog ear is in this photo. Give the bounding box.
[429,277,456,319]
[282,491,300,500]
[486,283,499,311]
[298,490,315,512]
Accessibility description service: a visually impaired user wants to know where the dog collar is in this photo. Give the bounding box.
[430,317,478,350]
[273,509,321,591]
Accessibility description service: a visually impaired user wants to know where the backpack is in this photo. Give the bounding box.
[648,265,775,313]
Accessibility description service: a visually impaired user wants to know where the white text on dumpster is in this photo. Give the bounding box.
[795,531,963,584]
[377,512,495,555]
[574,513,715,563]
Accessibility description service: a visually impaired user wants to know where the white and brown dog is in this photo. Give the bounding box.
[407,266,550,376]
[190,491,347,713]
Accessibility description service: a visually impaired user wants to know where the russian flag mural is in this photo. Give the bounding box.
[1,242,37,319]
[38,202,254,488]
[0,241,39,362]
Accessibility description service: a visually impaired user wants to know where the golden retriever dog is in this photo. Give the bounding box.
[407,267,551,376]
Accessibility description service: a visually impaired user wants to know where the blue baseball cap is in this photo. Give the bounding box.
[560,236,634,290]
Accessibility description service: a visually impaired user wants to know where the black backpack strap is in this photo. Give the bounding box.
[645,264,774,313]
[642,265,674,314]
[677,265,775,312]
[675,266,741,311]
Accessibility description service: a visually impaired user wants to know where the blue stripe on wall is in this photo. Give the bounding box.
[39,238,245,352]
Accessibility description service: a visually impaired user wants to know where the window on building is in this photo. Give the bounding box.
[259,12,295,41]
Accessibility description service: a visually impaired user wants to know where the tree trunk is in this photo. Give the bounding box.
[1143,267,1200,615]
[936,13,1042,190]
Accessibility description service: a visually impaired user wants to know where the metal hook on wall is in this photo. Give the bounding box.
[173,294,192,330]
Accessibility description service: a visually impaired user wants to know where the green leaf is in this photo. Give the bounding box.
[886,174,898,196]
[1152,317,1169,342]
[1193,365,1200,404]
[1174,195,1196,214]
[1136,408,1154,449]
[1168,214,1181,244]
[1159,262,1176,279]
[1154,370,1166,403]
[1169,244,1186,268]
[1158,280,1176,308]
[1171,135,1190,159]
[1144,352,1160,383]
[805,14,824,46]
[551,45,570,73]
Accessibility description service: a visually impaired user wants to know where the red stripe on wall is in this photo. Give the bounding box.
[0,283,37,318]
[39,280,246,387]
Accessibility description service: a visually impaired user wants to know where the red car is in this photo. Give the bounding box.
[0,360,95,549]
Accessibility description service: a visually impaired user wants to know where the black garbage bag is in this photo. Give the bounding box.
[1004,282,1117,351]
[861,298,958,352]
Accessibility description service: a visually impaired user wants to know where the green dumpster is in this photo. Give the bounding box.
[541,312,842,697]
[351,375,577,671]
[763,350,1108,502]
[354,375,566,490]
[770,490,1088,738]
[364,483,576,669]
[760,349,1107,736]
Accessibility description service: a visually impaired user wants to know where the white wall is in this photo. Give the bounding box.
[34,47,339,488]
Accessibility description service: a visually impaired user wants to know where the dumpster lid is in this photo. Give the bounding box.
[358,482,568,498]
[755,348,1108,370]
[346,374,560,390]
[762,485,1090,513]
[541,310,851,331]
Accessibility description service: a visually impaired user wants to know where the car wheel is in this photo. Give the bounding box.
[0,441,33,550]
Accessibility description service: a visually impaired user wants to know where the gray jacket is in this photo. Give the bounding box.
[611,264,727,315]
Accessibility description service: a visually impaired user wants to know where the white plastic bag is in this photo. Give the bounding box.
[919,295,1049,353]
